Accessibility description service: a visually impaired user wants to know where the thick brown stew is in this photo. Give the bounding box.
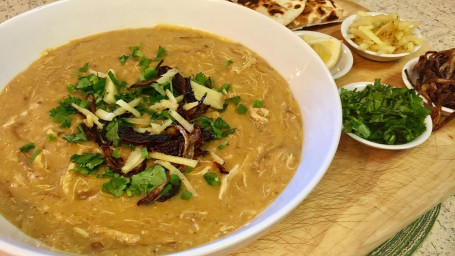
[0,25,303,255]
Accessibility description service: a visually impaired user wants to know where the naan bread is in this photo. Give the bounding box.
[287,0,345,30]
[229,0,307,26]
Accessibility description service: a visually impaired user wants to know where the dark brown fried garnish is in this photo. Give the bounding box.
[137,182,167,206]
[406,48,455,130]
[101,145,124,174]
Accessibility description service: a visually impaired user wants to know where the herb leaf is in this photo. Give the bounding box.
[204,172,221,186]
[253,98,263,108]
[102,175,130,197]
[20,142,35,153]
[236,103,248,114]
[63,124,88,143]
[153,46,167,62]
[49,96,89,128]
[29,149,42,163]
[70,153,104,175]
[129,165,167,195]
[105,118,120,146]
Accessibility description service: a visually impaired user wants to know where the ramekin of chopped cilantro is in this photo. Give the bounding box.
[340,79,432,147]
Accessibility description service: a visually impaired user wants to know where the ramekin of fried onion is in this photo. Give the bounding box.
[404,48,455,130]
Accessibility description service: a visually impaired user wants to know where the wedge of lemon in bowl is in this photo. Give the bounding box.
[300,35,342,69]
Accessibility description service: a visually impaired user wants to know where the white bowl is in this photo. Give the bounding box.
[293,30,353,79]
[340,12,423,62]
[0,0,341,255]
[341,82,432,150]
[402,57,454,114]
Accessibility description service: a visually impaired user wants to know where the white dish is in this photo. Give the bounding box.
[341,12,423,62]
[340,82,432,150]
[402,57,454,114]
[0,0,342,255]
[294,30,353,79]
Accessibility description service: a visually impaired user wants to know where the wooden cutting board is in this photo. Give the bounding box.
[232,1,455,256]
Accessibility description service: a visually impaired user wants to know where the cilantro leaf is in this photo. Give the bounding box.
[204,172,220,186]
[108,71,127,90]
[105,118,120,146]
[153,46,167,62]
[20,142,35,153]
[129,165,167,195]
[192,72,213,88]
[223,60,233,67]
[79,62,89,72]
[226,96,241,105]
[253,98,263,108]
[180,190,193,200]
[29,149,42,163]
[236,103,248,114]
[49,96,89,128]
[119,54,130,64]
[197,116,235,139]
[70,153,104,174]
[63,124,88,143]
[102,175,130,197]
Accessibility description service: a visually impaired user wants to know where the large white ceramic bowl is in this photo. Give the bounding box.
[0,0,342,255]
[341,12,423,62]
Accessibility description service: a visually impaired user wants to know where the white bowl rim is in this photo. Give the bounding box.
[402,57,455,114]
[293,30,353,79]
[340,81,433,150]
[340,12,423,58]
[0,0,341,255]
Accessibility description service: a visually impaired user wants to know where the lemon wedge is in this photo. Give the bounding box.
[300,35,342,70]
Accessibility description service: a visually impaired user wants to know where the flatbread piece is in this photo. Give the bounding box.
[229,0,307,26]
[287,0,345,30]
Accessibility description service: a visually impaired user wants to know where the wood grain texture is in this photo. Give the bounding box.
[233,1,455,255]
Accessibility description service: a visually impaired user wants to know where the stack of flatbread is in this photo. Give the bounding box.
[228,0,346,29]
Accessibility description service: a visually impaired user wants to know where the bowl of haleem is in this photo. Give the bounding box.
[0,0,341,255]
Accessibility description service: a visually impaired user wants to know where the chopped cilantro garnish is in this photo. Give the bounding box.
[108,71,127,90]
[170,174,180,186]
[236,103,248,114]
[192,72,213,88]
[112,148,121,158]
[153,46,167,62]
[79,62,89,72]
[220,83,230,93]
[63,124,88,143]
[180,190,193,200]
[160,184,173,195]
[138,56,152,73]
[141,147,151,159]
[253,98,263,108]
[70,153,104,175]
[46,134,56,142]
[102,175,130,197]
[129,165,167,195]
[49,96,89,128]
[119,54,130,64]
[340,78,431,145]
[144,67,158,80]
[29,149,42,163]
[218,140,228,150]
[19,142,35,153]
[223,60,233,67]
[197,116,235,139]
[204,172,220,186]
[130,45,144,58]
[66,84,76,94]
[185,167,194,174]
[105,118,120,146]
[226,96,241,105]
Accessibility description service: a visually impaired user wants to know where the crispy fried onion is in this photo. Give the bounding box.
[406,48,455,130]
